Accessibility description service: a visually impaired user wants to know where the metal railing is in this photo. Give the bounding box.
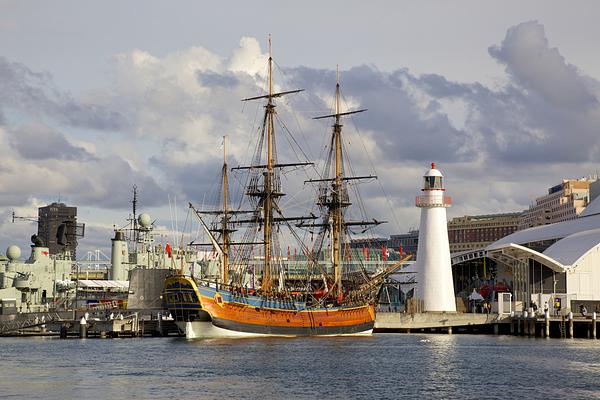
[415,195,452,208]
[0,312,62,334]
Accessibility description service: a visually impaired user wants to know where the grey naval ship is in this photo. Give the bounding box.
[0,194,200,335]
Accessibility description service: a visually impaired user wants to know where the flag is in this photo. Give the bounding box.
[165,243,172,258]
[382,245,388,261]
[399,245,404,257]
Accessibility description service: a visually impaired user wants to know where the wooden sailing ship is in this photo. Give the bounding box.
[164,39,409,338]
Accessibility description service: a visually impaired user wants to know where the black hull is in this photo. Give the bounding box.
[212,317,374,336]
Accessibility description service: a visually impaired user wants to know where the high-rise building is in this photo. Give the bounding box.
[37,202,79,259]
[447,212,522,253]
[520,179,594,229]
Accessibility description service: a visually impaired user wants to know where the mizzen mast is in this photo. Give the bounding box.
[332,66,344,298]
[305,66,383,299]
[221,135,230,283]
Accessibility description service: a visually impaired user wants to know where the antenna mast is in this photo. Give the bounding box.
[132,185,138,243]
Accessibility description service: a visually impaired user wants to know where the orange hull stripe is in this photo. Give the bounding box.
[199,294,374,328]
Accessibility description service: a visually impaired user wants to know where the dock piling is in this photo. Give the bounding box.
[568,312,574,339]
[79,317,87,339]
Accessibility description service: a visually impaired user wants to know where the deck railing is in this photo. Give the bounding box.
[415,195,452,207]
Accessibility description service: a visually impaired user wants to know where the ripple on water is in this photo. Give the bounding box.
[1,335,600,399]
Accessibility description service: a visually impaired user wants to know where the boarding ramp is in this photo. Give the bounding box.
[0,312,63,335]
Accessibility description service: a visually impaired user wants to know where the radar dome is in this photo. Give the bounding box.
[138,213,152,228]
[6,245,21,261]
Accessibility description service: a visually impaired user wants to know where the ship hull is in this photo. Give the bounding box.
[178,320,373,339]
[165,275,375,338]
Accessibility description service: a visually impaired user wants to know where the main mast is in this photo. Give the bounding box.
[263,36,274,293]
[236,36,307,295]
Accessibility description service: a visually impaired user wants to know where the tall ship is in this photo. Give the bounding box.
[165,40,408,338]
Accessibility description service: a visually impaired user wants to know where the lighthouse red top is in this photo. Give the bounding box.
[422,161,444,191]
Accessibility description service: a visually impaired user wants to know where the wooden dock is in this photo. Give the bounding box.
[509,313,598,339]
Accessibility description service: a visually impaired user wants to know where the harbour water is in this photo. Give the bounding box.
[1,334,599,399]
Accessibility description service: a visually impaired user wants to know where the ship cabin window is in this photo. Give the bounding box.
[424,176,443,190]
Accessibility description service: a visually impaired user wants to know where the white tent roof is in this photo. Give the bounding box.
[579,194,600,217]
[485,197,600,271]
[77,280,129,290]
[492,213,600,247]
[543,228,600,267]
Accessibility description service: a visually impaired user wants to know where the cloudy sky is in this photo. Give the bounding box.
[1,1,599,257]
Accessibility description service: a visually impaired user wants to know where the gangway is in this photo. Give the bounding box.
[0,312,63,335]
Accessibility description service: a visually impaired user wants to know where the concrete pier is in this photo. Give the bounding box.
[374,312,504,333]
[374,311,599,339]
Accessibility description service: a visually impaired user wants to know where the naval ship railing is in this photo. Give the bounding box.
[0,312,63,334]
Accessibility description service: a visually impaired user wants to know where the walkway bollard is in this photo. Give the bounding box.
[593,312,597,339]
[447,326,452,335]
[545,310,550,338]
[79,316,87,339]
[568,312,574,338]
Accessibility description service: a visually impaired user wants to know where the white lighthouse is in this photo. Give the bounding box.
[414,162,456,312]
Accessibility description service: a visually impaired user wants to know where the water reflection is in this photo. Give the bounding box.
[1,335,600,399]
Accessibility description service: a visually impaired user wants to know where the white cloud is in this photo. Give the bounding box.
[1,22,599,255]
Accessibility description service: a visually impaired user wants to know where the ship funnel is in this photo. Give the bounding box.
[31,246,50,262]
[111,230,128,281]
